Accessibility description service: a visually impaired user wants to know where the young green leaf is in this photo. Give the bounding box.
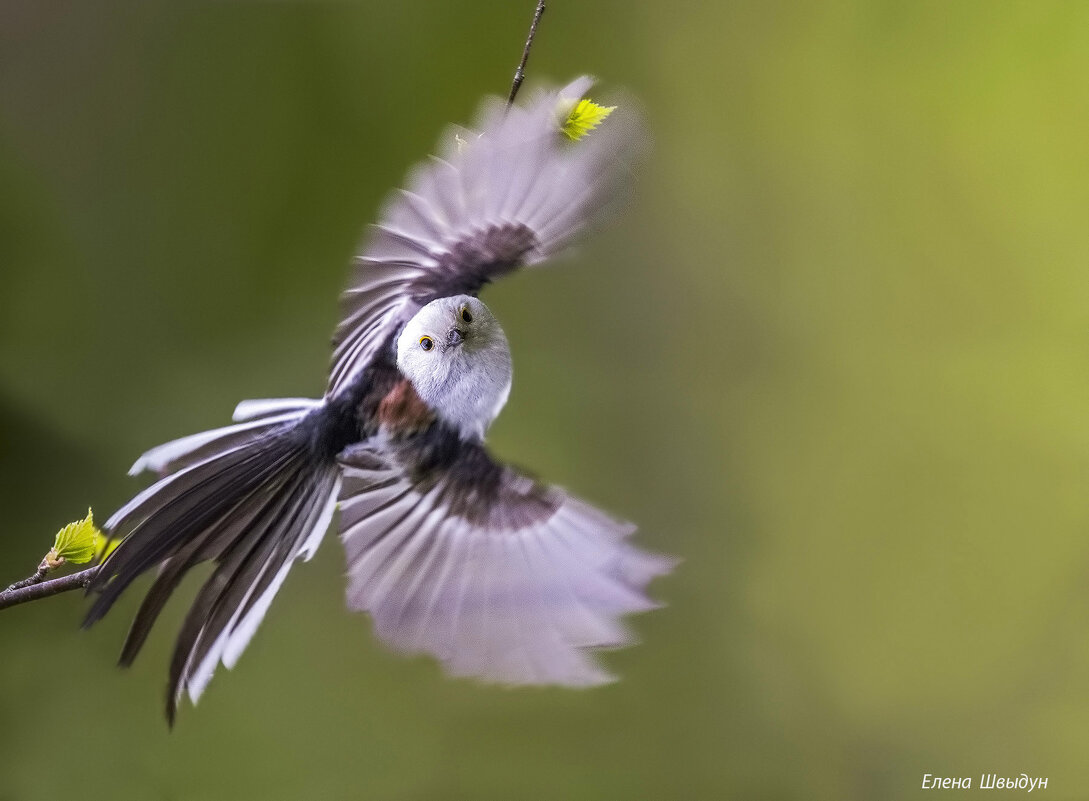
[49,508,101,566]
[561,98,617,141]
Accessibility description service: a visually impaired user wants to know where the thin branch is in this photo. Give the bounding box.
[0,566,98,611]
[5,567,49,592]
[508,0,546,107]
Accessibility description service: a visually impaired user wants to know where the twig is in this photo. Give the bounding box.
[508,0,546,107]
[0,566,98,611]
[5,567,50,592]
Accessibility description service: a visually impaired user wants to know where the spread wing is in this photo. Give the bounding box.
[336,434,673,686]
[328,76,644,396]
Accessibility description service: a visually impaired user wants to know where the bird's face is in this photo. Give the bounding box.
[396,295,512,440]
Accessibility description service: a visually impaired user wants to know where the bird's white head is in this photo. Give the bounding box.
[396,295,512,441]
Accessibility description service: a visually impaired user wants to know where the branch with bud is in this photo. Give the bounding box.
[0,508,114,611]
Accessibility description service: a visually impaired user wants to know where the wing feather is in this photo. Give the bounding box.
[336,435,673,686]
[327,76,644,397]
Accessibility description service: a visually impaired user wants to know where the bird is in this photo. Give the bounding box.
[83,76,674,723]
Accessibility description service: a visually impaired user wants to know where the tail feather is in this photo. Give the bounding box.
[232,397,322,423]
[105,435,264,542]
[176,468,340,706]
[222,477,339,668]
[119,536,212,668]
[127,412,308,477]
[88,438,292,625]
[118,453,302,667]
[85,399,340,723]
[170,469,309,714]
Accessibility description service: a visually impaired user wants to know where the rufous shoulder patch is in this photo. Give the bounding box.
[377,379,436,435]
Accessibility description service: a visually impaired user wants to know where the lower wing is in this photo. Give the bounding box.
[337,433,674,686]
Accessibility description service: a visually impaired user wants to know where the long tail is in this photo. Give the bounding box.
[84,398,340,724]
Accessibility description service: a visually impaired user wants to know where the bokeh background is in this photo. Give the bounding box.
[2,1,1089,798]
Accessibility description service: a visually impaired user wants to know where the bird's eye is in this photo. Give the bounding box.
[419,336,434,351]
[460,306,473,324]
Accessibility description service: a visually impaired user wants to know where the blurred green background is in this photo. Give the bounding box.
[3,1,1089,798]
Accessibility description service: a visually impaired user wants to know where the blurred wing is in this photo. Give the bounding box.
[328,76,644,396]
[336,436,673,686]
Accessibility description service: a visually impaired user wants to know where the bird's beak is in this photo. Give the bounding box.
[446,327,466,347]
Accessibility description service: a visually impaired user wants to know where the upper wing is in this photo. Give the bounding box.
[336,434,673,686]
[328,76,644,397]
